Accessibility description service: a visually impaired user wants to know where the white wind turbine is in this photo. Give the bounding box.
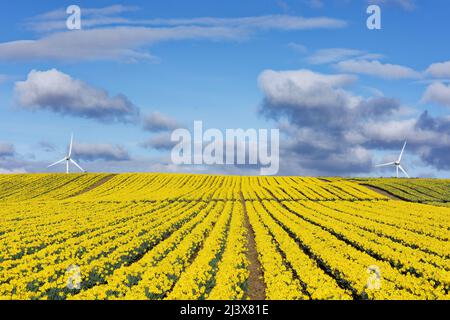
[48,133,85,174]
[375,140,410,178]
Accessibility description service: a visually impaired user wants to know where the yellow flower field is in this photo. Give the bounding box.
[0,173,448,300]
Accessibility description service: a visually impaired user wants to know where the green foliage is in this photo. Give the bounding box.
[353,178,450,206]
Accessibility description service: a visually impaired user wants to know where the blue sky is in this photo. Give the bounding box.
[0,0,450,177]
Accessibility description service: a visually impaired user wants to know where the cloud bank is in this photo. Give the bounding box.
[0,6,347,63]
[14,69,139,123]
[335,59,421,80]
[140,133,176,151]
[422,82,450,108]
[258,68,450,175]
[0,143,15,158]
[142,112,180,132]
[426,61,450,78]
[72,143,130,161]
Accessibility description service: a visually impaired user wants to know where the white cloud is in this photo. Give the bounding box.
[258,69,360,110]
[128,15,347,30]
[288,42,308,54]
[0,26,242,62]
[142,112,180,132]
[258,68,450,174]
[368,0,416,11]
[0,9,347,62]
[335,59,421,80]
[422,82,450,108]
[0,143,15,158]
[426,61,450,79]
[363,119,417,142]
[258,69,380,174]
[140,133,176,151]
[0,168,27,174]
[304,47,384,65]
[73,143,130,161]
[25,5,140,32]
[306,48,366,65]
[26,6,348,33]
[14,69,139,123]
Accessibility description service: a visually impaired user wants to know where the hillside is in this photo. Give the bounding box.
[354,178,450,207]
[0,174,448,300]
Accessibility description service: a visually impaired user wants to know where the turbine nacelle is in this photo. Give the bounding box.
[375,140,410,178]
[48,133,86,174]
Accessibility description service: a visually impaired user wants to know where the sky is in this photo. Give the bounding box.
[1,0,450,177]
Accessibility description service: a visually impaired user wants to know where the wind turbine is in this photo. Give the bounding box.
[375,140,410,178]
[48,133,85,174]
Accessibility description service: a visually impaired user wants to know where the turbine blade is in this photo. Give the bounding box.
[396,166,399,178]
[69,133,74,157]
[70,159,85,172]
[47,158,66,168]
[399,165,410,178]
[398,140,407,162]
[375,162,395,167]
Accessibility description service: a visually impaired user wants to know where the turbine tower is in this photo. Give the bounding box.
[48,133,85,174]
[375,140,410,178]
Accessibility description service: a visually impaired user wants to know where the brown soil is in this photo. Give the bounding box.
[69,174,117,198]
[360,184,405,201]
[239,192,266,300]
